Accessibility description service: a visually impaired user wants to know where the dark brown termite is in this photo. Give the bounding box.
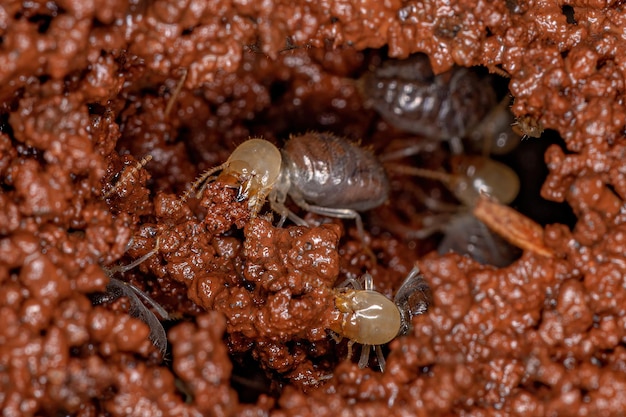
[359,53,521,155]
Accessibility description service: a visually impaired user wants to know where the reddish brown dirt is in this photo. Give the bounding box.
[2,0,626,415]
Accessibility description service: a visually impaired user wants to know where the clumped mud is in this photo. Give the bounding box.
[2,0,626,415]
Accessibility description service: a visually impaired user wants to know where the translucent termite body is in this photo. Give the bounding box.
[388,155,522,267]
[330,267,432,371]
[393,154,520,207]
[184,133,390,239]
[359,54,520,155]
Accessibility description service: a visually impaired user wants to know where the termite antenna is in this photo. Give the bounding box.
[165,68,188,118]
[177,162,229,206]
[489,66,511,78]
[386,164,455,187]
[103,155,153,199]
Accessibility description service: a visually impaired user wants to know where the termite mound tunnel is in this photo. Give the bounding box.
[2,0,626,415]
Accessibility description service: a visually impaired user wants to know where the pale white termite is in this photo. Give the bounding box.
[329,266,432,371]
[181,133,390,240]
[181,138,283,215]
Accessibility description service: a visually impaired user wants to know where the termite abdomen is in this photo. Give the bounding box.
[280,132,389,211]
[359,54,497,141]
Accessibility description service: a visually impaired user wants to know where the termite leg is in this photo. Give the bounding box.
[164,68,188,118]
[374,346,386,371]
[178,162,228,206]
[358,344,372,368]
[291,197,377,261]
[103,155,153,199]
[346,339,355,361]
[106,237,161,275]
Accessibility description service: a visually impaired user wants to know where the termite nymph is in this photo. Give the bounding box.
[359,53,522,155]
[390,154,520,207]
[386,154,522,267]
[330,266,432,371]
[182,133,390,246]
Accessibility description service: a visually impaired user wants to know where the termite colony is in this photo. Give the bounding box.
[360,53,549,267]
[100,131,433,373]
[97,50,552,392]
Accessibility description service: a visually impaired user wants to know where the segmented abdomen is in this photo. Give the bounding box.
[282,132,389,211]
[359,54,497,140]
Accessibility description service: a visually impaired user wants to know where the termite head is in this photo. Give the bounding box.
[182,138,283,215]
[330,288,402,346]
[219,139,282,213]
[219,160,261,201]
[512,115,544,139]
[449,155,520,207]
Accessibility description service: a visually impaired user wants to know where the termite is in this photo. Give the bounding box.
[391,154,520,208]
[329,266,432,371]
[512,115,544,140]
[100,157,170,355]
[359,53,521,155]
[181,132,389,243]
[388,155,522,267]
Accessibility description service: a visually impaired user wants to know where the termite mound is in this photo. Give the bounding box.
[1,0,625,416]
